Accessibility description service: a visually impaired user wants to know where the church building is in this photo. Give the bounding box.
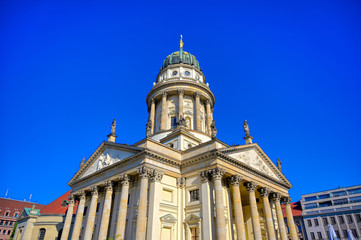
[14,38,299,240]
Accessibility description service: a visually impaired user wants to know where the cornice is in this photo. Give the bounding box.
[159,127,202,144]
[146,80,215,106]
[156,63,205,81]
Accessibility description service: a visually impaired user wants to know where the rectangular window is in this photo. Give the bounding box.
[14,213,18,217]
[334,198,348,205]
[335,230,340,238]
[96,203,100,213]
[307,219,312,227]
[171,117,177,129]
[305,203,318,209]
[331,216,336,224]
[356,214,361,222]
[319,201,332,207]
[352,229,358,238]
[317,232,322,239]
[190,189,199,202]
[339,216,345,224]
[4,212,9,216]
[318,194,330,199]
[83,206,88,216]
[190,227,199,240]
[343,230,348,237]
[347,215,353,223]
[349,196,361,203]
[314,219,319,226]
[347,188,361,195]
[7,230,11,235]
[332,191,347,197]
[323,218,328,225]
[311,232,315,240]
[305,196,317,201]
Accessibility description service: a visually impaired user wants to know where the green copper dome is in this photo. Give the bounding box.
[161,50,201,71]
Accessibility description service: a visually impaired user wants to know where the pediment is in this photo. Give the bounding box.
[184,214,200,223]
[160,214,177,223]
[70,142,143,183]
[225,147,283,182]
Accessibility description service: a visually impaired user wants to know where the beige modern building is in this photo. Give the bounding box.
[13,39,299,240]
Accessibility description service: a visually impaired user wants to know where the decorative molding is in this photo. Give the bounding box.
[200,170,210,183]
[119,174,130,186]
[90,186,99,196]
[150,169,164,182]
[229,175,242,187]
[258,187,271,197]
[270,193,282,202]
[282,197,291,205]
[104,180,113,191]
[210,167,225,180]
[137,165,152,179]
[176,177,186,188]
[162,91,168,98]
[178,89,184,95]
[160,214,177,224]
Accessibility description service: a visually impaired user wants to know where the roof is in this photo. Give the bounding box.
[282,201,303,217]
[0,198,46,216]
[41,190,78,215]
[162,50,201,70]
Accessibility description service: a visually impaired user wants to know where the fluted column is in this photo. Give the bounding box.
[178,89,184,119]
[194,92,202,131]
[259,188,276,240]
[115,175,130,240]
[71,191,86,240]
[61,195,75,240]
[135,166,151,240]
[83,187,99,240]
[160,92,168,130]
[245,182,262,240]
[98,181,113,240]
[272,193,288,240]
[229,175,246,240]
[149,99,156,134]
[147,170,164,240]
[200,171,213,240]
[284,197,299,240]
[211,167,226,240]
[205,100,213,136]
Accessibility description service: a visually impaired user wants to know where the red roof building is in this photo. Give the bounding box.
[282,201,307,240]
[0,198,46,240]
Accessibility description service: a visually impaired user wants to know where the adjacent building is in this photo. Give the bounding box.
[300,185,361,240]
[13,39,300,240]
[283,201,308,240]
[0,198,45,240]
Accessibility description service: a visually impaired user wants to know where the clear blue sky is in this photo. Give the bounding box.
[1,0,360,204]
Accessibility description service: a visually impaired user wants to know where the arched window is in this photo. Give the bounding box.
[38,228,46,240]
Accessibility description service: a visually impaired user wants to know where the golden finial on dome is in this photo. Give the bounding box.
[180,35,184,51]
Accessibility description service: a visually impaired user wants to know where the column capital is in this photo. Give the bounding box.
[200,170,210,183]
[178,89,184,95]
[270,193,282,202]
[244,181,258,192]
[90,186,99,196]
[103,180,113,191]
[229,175,243,187]
[137,165,152,179]
[119,173,130,186]
[205,99,211,106]
[176,177,186,188]
[210,167,225,181]
[282,197,291,205]
[151,98,156,104]
[75,191,86,200]
[150,169,164,182]
[258,187,271,197]
[68,194,75,203]
[162,91,168,98]
[194,91,200,98]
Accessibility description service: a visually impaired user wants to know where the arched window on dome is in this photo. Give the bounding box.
[38,228,46,240]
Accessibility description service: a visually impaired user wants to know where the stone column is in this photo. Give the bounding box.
[71,191,86,240]
[160,92,168,130]
[211,167,226,240]
[60,195,75,240]
[98,181,113,240]
[229,175,246,240]
[147,170,164,240]
[259,188,276,240]
[194,92,202,131]
[200,171,213,240]
[178,89,184,120]
[284,197,299,240]
[149,98,156,134]
[272,193,288,240]
[245,182,262,240]
[83,187,99,240]
[115,175,130,240]
[135,166,151,240]
[205,100,213,136]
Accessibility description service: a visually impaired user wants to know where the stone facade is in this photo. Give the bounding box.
[13,42,299,240]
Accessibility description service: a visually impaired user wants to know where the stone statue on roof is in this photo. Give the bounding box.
[146,120,152,137]
[110,119,116,136]
[178,116,186,128]
[243,120,250,137]
[210,120,217,139]
[277,158,282,171]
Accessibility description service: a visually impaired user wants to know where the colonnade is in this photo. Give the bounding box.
[200,168,299,240]
[61,166,164,240]
[148,90,213,135]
